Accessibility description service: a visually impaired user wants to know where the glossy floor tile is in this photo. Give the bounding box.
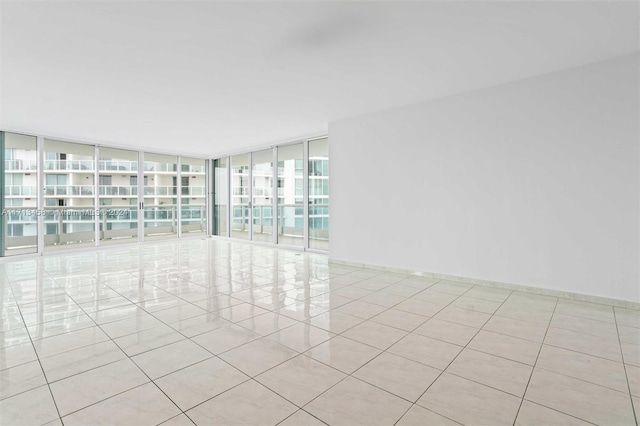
[0,238,638,425]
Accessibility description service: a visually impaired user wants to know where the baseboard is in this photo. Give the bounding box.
[329,258,640,310]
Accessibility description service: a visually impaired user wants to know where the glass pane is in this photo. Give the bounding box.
[181,157,206,236]
[252,149,273,242]
[98,147,138,244]
[308,138,329,250]
[231,153,250,239]
[213,158,228,236]
[2,132,38,256]
[44,139,96,250]
[144,152,177,240]
[277,143,303,246]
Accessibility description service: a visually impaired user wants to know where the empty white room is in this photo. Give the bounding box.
[0,1,639,425]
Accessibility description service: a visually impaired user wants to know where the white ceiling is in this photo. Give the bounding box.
[1,1,638,157]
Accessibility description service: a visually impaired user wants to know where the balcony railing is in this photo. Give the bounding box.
[4,185,38,197]
[44,185,94,196]
[253,188,273,197]
[5,159,38,171]
[5,185,204,198]
[99,186,138,196]
[181,186,205,196]
[230,203,328,242]
[2,205,208,250]
[143,186,176,196]
[6,159,205,173]
[45,160,95,171]
[143,163,177,173]
[98,160,138,171]
[182,165,205,173]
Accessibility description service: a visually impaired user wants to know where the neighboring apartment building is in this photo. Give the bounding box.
[3,133,328,255]
[228,140,329,248]
[3,135,206,253]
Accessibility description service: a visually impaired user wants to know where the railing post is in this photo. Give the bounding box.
[37,136,45,254]
[0,131,4,256]
[102,208,107,240]
[57,209,63,245]
[177,155,182,238]
[95,145,100,246]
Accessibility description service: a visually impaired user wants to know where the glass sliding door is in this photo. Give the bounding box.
[308,138,329,250]
[143,153,177,240]
[231,153,250,239]
[252,149,273,243]
[180,157,206,236]
[98,147,138,244]
[213,158,228,236]
[2,132,38,256]
[277,143,303,246]
[44,139,96,250]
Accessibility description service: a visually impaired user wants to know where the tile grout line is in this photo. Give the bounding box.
[613,307,639,426]
[263,277,477,425]
[511,295,559,425]
[8,270,65,425]
[3,240,639,426]
[39,267,200,424]
[89,250,339,423]
[392,283,514,426]
[173,271,434,422]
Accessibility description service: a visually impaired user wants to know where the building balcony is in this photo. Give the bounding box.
[4,159,38,171]
[44,185,95,196]
[4,185,38,197]
[45,160,95,171]
[99,186,138,196]
[98,160,138,172]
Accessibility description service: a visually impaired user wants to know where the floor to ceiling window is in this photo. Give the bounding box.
[1,132,38,256]
[277,143,304,247]
[43,139,96,250]
[308,137,329,250]
[252,149,273,243]
[98,147,139,244]
[1,130,210,256]
[231,153,250,240]
[213,136,329,251]
[212,158,228,237]
[143,153,178,240]
[1,128,325,255]
[181,157,206,236]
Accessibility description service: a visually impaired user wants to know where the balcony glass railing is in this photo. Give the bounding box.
[3,204,206,249]
[44,185,94,196]
[98,160,138,171]
[98,186,138,196]
[2,208,39,224]
[180,186,205,196]
[5,159,38,171]
[31,160,204,173]
[253,188,273,197]
[4,185,205,198]
[143,163,177,172]
[181,165,206,173]
[42,207,95,247]
[233,188,249,196]
[143,186,177,196]
[4,185,38,196]
[45,160,95,171]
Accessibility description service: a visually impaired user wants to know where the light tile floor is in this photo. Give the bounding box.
[1,238,639,426]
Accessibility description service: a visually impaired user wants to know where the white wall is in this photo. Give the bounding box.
[329,53,640,303]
